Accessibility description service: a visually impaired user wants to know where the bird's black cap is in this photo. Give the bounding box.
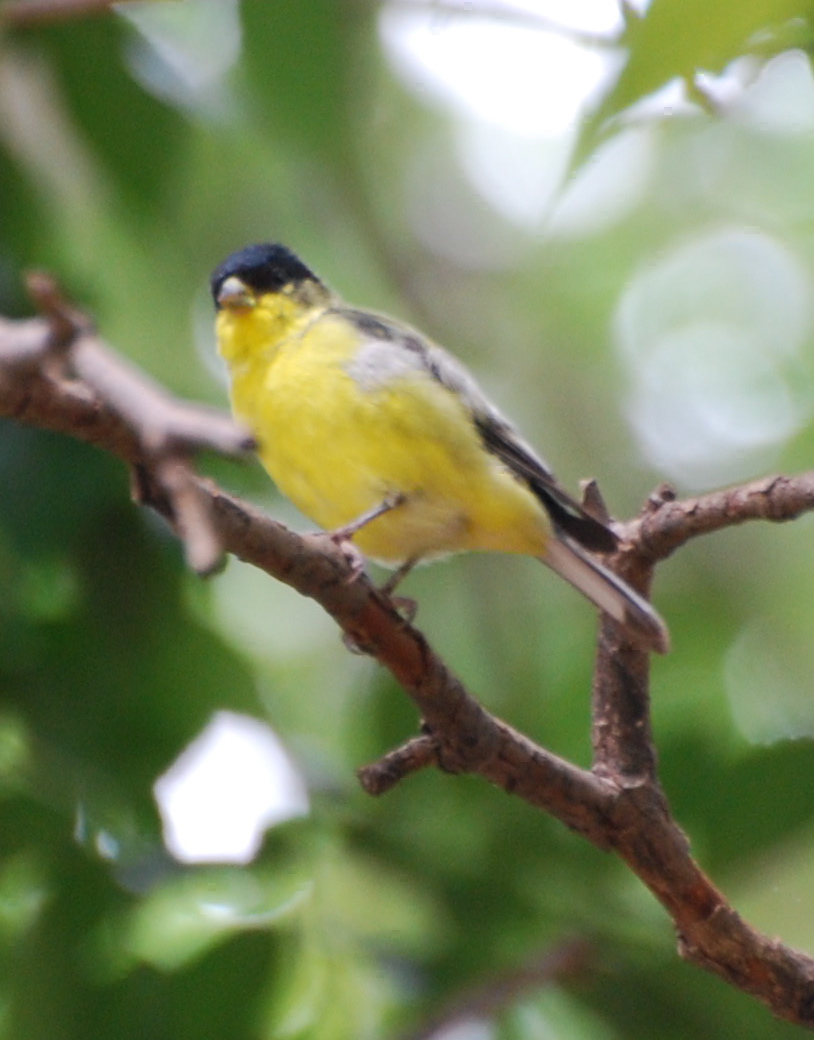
[210,243,319,304]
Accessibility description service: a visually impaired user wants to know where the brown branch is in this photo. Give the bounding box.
[25,273,253,459]
[3,295,814,1026]
[358,733,439,795]
[10,273,253,575]
[628,476,814,562]
[402,938,594,1040]
[0,0,115,28]
[592,575,659,783]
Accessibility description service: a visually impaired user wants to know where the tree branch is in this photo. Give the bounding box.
[3,273,253,574]
[0,0,115,28]
[3,284,814,1027]
[630,477,814,561]
[402,938,594,1040]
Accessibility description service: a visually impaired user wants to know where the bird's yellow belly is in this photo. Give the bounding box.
[231,347,549,565]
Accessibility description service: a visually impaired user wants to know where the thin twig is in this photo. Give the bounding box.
[358,734,439,794]
[626,475,814,562]
[402,938,594,1040]
[0,0,115,27]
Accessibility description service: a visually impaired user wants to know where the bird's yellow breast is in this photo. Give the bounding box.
[218,305,550,564]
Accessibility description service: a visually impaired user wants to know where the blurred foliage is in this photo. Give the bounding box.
[1,0,814,1037]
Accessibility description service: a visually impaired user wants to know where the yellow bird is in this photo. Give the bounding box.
[211,243,668,653]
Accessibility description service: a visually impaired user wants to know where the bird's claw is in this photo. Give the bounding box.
[331,536,367,584]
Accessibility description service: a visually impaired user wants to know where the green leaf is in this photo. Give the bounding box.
[576,0,813,167]
[122,866,310,971]
[613,0,809,115]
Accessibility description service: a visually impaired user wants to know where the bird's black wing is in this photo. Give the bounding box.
[340,307,618,554]
[472,414,617,553]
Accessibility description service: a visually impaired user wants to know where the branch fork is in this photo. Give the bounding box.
[16,271,254,574]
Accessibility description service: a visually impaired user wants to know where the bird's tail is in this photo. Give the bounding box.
[541,537,669,654]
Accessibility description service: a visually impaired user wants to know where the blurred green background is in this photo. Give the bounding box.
[2,0,814,1037]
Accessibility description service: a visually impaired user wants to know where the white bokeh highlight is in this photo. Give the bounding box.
[616,227,813,487]
[379,3,621,138]
[379,0,627,237]
[155,711,310,864]
[726,618,814,743]
[119,0,241,114]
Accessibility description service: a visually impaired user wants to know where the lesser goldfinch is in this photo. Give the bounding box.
[211,243,668,653]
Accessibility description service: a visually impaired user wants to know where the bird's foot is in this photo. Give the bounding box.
[306,528,368,584]
[376,558,419,621]
[334,538,368,584]
[328,492,407,544]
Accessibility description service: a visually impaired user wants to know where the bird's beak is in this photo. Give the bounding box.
[217,276,255,310]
